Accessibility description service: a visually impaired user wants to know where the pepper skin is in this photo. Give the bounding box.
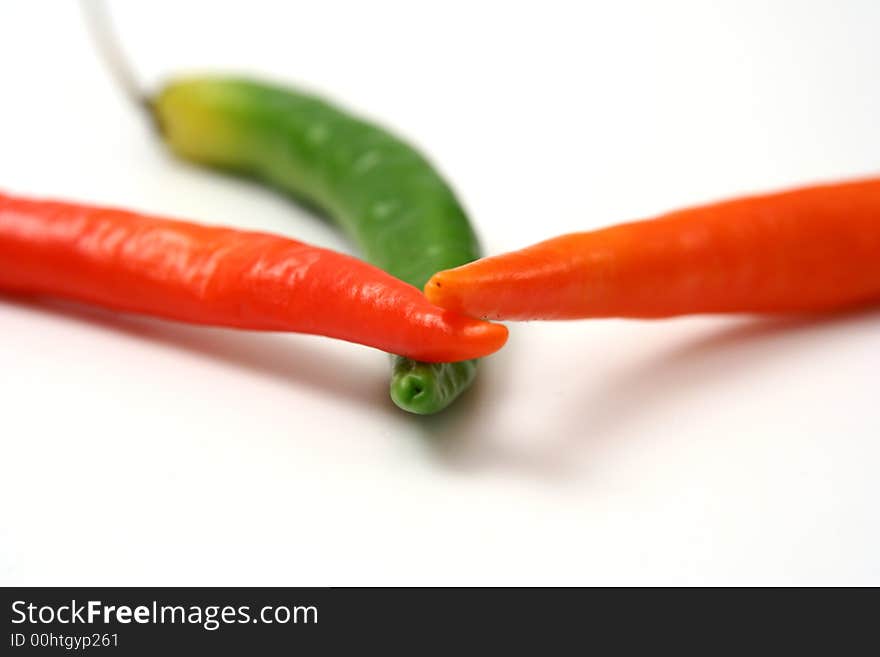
[426,178,880,320]
[0,192,507,362]
[152,77,486,413]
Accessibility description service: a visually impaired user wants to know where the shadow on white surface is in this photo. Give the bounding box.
[5,291,879,485]
[418,346,577,479]
[1,293,394,415]
[420,308,880,481]
[576,308,880,438]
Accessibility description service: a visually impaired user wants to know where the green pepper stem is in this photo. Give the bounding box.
[79,0,152,115]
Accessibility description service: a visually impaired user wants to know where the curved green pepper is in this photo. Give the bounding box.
[152,77,483,413]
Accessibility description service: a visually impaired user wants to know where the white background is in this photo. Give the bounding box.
[2,0,879,585]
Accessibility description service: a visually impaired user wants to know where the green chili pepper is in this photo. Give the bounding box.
[151,77,483,414]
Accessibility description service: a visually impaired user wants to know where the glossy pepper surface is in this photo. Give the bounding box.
[426,178,880,320]
[0,192,507,362]
[152,77,485,413]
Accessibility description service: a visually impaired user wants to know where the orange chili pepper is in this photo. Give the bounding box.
[426,178,880,320]
[0,192,507,362]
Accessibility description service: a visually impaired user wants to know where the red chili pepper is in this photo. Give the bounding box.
[426,178,880,320]
[0,192,507,361]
